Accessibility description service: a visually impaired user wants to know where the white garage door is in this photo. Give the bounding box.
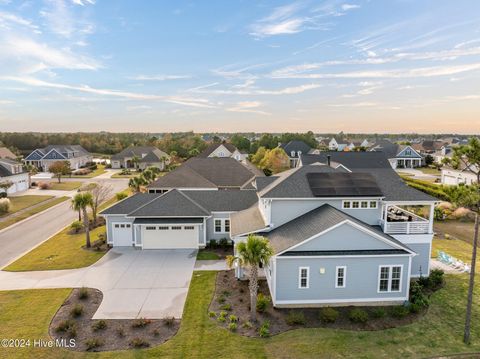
[142,225,198,249]
[113,223,133,246]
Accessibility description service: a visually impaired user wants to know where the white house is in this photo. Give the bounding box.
[198,142,247,161]
[24,145,92,172]
[441,164,478,185]
[0,158,29,194]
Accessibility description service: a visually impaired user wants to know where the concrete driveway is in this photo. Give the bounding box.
[0,248,197,319]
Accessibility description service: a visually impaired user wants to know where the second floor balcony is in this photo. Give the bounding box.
[379,204,433,235]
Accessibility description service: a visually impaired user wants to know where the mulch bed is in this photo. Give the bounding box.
[50,288,180,352]
[209,270,426,337]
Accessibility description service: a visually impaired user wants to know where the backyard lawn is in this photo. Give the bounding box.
[4,225,107,271]
[0,196,69,231]
[47,181,82,191]
[0,270,479,358]
[69,164,107,178]
[434,220,476,246]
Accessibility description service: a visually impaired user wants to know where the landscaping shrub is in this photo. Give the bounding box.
[78,287,89,300]
[221,290,231,297]
[229,314,238,323]
[217,311,228,322]
[153,329,160,336]
[132,318,152,328]
[217,295,226,304]
[319,307,339,323]
[428,269,444,290]
[285,311,306,326]
[163,316,175,327]
[228,322,238,331]
[70,220,83,233]
[0,198,11,214]
[409,303,422,314]
[70,304,84,318]
[116,328,125,337]
[116,192,128,201]
[242,321,253,329]
[390,306,410,319]
[38,182,51,190]
[256,293,270,313]
[258,321,270,338]
[348,308,369,323]
[91,320,107,331]
[401,178,449,201]
[434,207,445,221]
[85,338,104,351]
[218,237,229,248]
[208,311,216,318]
[371,308,386,319]
[417,275,430,288]
[409,281,430,308]
[208,239,217,249]
[220,303,232,311]
[129,338,150,348]
[55,319,76,337]
[0,191,7,198]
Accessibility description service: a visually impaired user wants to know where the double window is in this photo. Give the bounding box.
[214,219,230,233]
[343,200,378,209]
[335,266,346,288]
[298,267,309,289]
[378,265,402,292]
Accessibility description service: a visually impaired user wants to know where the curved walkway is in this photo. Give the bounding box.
[0,248,197,319]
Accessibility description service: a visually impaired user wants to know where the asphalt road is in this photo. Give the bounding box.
[0,175,128,269]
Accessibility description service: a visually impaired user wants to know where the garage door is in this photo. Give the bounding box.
[113,223,133,246]
[142,225,198,249]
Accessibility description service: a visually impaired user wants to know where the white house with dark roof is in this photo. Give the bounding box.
[279,140,312,167]
[110,146,169,170]
[198,142,247,161]
[24,145,92,172]
[370,139,423,169]
[0,157,29,194]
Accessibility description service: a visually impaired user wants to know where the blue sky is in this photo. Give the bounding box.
[0,0,480,133]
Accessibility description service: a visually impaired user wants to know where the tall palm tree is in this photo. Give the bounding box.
[72,192,94,248]
[128,176,147,192]
[131,155,140,171]
[227,235,274,321]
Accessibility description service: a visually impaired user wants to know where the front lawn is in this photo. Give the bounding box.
[196,250,221,260]
[0,195,54,217]
[1,271,480,358]
[0,196,69,231]
[69,165,107,178]
[4,225,108,272]
[417,167,441,176]
[47,181,83,191]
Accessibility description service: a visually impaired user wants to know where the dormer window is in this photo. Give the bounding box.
[291,150,295,157]
[298,150,302,156]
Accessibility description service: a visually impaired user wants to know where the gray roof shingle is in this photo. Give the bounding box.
[280,140,312,158]
[230,205,267,237]
[100,193,161,215]
[197,142,238,158]
[111,146,169,162]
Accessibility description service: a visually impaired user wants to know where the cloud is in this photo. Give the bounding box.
[71,0,95,5]
[40,0,95,38]
[341,4,360,11]
[0,11,40,31]
[0,76,218,108]
[227,101,270,115]
[188,83,321,96]
[129,74,192,81]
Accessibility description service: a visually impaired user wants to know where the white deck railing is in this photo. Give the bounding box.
[379,219,430,234]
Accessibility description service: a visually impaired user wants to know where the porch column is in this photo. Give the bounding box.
[428,204,435,234]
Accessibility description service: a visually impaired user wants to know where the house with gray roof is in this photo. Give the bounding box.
[110,146,169,170]
[0,157,29,194]
[369,139,423,169]
[198,142,247,161]
[100,151,437,308]
[279,140,312,167]
[230,151,437,308]
[24,145,92,172]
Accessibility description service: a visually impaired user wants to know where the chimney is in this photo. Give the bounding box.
[327,155,331,167]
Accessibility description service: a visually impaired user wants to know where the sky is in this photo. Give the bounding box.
[0,0,480,134]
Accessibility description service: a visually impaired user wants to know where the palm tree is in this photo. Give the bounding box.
[72,192,93,248]
[131,155,140,171]
[128,176,147,192]
[227,235,274,321]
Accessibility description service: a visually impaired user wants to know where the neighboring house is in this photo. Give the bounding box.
[441,163,478,185]
[411,140,445,156]
[24,145,92,172]
[328,138,339,150]
[100,157,262,248]
[147,157,262,193]
[434,145,452,164]
[346,139,370,151]
[0,147,17,160]
[197,142,247,161]
[370,140,423,169]
[0,158,29,194]
[230,151,436,308]
[279,140,312,167]
[111,146,169,170]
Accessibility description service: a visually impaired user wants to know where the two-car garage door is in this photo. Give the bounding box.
[142,225,198,249]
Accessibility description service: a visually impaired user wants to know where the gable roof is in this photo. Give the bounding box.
[128,189,211,217]
[0,147,16,159]
[299,152,436,202]
[230,205,268,237]
[183,189,258,212]
[25,145,90,160]
[100,193,161,215]
[149,157,259,189]
[262,204,413,254]
[370,139,400,158]
[280,140,312,158]
[197,142,238,158]
[111,146,168,161]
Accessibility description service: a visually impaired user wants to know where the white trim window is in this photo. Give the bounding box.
[214,219,230,233]
[224,219,230,233]
[214,219,222,233]
[352,201,360,209]
[343,200,378,209]
[343,201,351,209]
[335,266,346,288]
[369,201,377,208]
[378,265,402,292]
[298,267,309,289]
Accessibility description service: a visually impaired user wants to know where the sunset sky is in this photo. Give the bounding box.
[0,0,479,133]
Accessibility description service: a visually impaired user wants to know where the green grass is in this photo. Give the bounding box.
[434,220,476,246]
[69,164,107,178]
[1,271,480,358]
[0,197,69,231]
[417,167,441,175]
[1,195,54,217]
[4,225,107,272]
[196,250,221,260]
[47,181,82,191]
[110,172,140,178]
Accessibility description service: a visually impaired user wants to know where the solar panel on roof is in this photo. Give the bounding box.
[306,172,383,197]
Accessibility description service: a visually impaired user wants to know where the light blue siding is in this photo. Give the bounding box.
[275,255,410,304]
[292,222,394,252]
[105,215,134,244]
[206,213,231,242]
[270,199,381,228]
[407,243,431,276]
